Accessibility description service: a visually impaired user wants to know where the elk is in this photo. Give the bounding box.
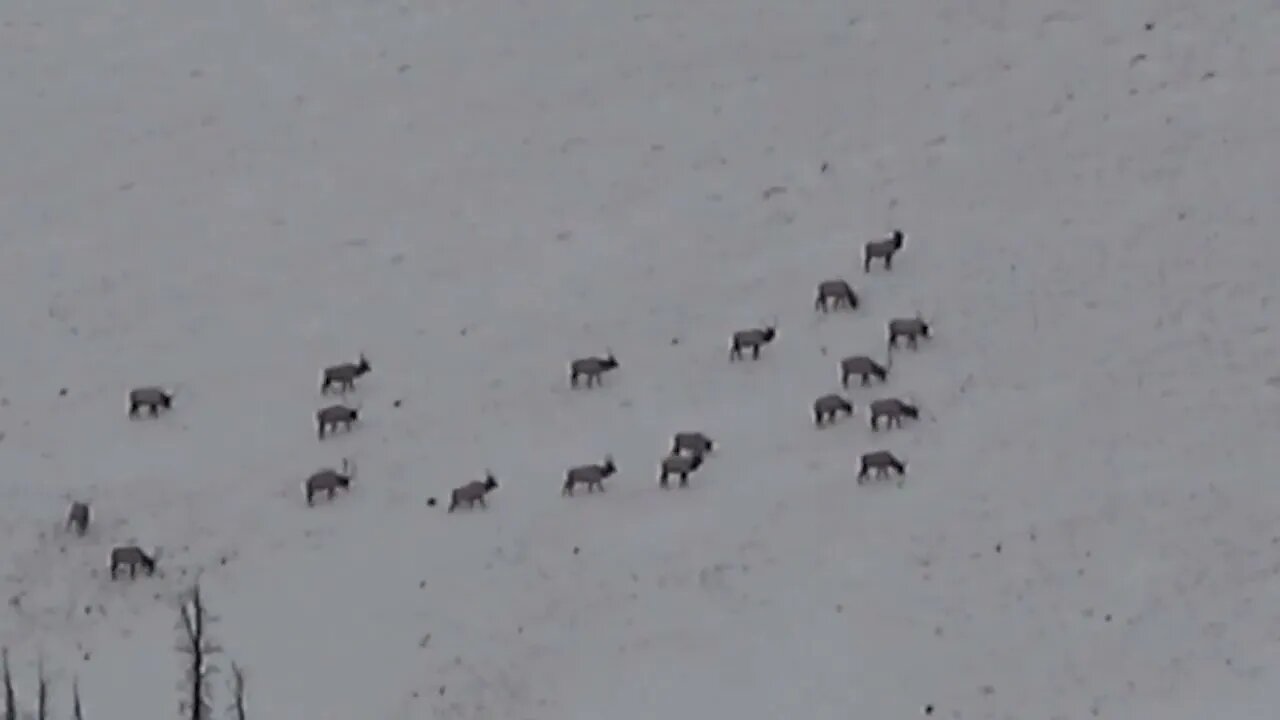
[659,452,703,488]
[321,354,371,394]
[840,353,891,388]
[448,471,499,512]
[812,393,854,426]
[887,316,932,350]
[814,279,859,312]
[569,350,619,388]
[857,450,906,483]
[671,431,715,456]
[864,230,906,272]
[563,456,616,496]
[316,403,360,439]
[127,386,173,418]
[108,545,158,579]
[869,397,920,430]
[303,458,355,506]
[729,320,778,361]
[65,500,91,537]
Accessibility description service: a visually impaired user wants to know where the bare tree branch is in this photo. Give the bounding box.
[2,647,15,720]
[35,654,48,720]
[227,663,245,720]
[175,583,220,720]
[71,676,85,720]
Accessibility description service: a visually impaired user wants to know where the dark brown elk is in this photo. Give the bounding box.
[109,546,158,579]
[563,456,616,496]
[321,354,371,394]
[316,404,360,439]
[869,397,920,430]
[887,316,931,350]
[863,230,905,272]
[812,393,854,426]
[65,501,91,536]
[857,450,906,484]
[304,459,355,506]
[814,279,859,312]
[569,351,619,388]
[659,453,703,488]
[448,472,499,512]
[840,353,891,388]
[128,386,173,418]
[729,320,778,361]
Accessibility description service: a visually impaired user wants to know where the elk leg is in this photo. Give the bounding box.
[752,346,760,360]
[679,474,689,488]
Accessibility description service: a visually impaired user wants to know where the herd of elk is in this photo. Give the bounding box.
[77,229,934,582]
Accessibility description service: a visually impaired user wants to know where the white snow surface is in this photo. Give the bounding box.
[3,0,1280,717]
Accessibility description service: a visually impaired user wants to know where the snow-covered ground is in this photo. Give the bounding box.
[4,0,1280,717]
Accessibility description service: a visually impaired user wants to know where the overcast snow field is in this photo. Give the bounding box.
[3,0,1280,717]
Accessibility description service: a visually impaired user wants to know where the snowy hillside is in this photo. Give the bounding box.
[4,0,1280,717]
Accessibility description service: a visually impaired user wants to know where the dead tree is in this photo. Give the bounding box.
[227,663,246,720]
[3,647,14,720]
[176,583,220,720]
[35,655,47,720]
[71,677,85,720]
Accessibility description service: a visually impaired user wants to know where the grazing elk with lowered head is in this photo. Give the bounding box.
[304,458,355,506]
[563,456,616,496]
[869,397,920,431]
[316,403,361,439]
[109,545,158,579]
[128,386,174,418]
[864,230,906,272]
[887,316,932,350]
[840,352,891,388]
[729,320,778,362]
[448,471,499,512]
[812,393,854,427]
[569,350,619,388]
[321,354,371,394]
[671,431,715,457]
[857,450,906,484]
[65,501,91,537]
[659,452,703,489]
[814,279,859,313]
